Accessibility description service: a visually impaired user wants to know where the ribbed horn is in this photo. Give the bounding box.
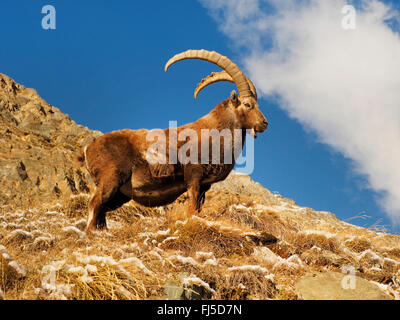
[165,49,253,98]
[194,71,257,99]
[246,77,257,100]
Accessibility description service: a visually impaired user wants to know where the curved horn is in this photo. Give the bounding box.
[194,71,257,100]
[246,77,257,100]
[165,49,253,98]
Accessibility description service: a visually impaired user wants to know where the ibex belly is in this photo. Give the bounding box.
[200,163,234,185]
[119,169,187,207]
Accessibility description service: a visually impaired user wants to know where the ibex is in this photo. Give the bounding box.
[79,50,268,230]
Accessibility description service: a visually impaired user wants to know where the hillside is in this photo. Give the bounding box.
[0,73,101,206]
[0,73,399,300]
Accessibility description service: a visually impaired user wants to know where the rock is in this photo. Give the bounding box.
[163,281,184,300]
[181,276,214,300]
[183,283,213,300]
[253,247,281,264]
[163,276,214,300]
[246,232,278,245]
[0,73,101,207]
[211,171,278,205]
[295,272,392,300]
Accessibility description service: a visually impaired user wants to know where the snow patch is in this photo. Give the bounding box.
[45,210,63,216]
[8,261,26,277]
[161,236,179,245]
[119,256,153,275]
[195,251,214,259]
[182,275,216,295]
[65,266,85,275]
[62,226,85,238]
[301,230,336,238]
[2,252,11,260]
[148,250,164,265]
[264,274,275,282]
[358,249,382,261]
[85,264,98,273]
[5,229,33,241]
[75,254,118,267]
[191,216,242,233]
[203,257,218,266]
[79,273,93,284]
[170,255,199,267]
[175,219,188,228]
[229,204,249,211]
[228,265,269,273]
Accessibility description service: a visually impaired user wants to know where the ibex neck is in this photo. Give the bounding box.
[198,100,247,152]
[199,100,239,131]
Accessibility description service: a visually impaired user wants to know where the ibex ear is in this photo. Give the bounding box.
[230,90,239,106]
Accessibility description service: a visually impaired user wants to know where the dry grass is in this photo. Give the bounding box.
[284,232,341,255]
[345,238,372,253]
[0,188,400,300]
[57,262,158,300]
[163,216,256,258]
[201,191,291,237]
[217,270,277,300]
[378,248,400,261]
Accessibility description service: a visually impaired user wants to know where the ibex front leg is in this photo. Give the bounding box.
[187,182,201,214]
[184,166,204,215]
[187,182,211,214]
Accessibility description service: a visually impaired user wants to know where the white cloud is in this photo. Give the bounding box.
[200,0,400,224]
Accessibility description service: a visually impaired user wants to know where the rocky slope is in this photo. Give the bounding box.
[0,73,101,206]
[0,73,399,300]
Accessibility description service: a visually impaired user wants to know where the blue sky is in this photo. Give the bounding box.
[1,1,399,233]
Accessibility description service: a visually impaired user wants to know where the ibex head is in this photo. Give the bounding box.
[165,50,268,138]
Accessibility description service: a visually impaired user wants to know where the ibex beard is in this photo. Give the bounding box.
[79,50,268,231]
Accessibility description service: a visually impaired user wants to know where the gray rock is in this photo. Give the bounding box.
[295,272,392,300]
[163,279,214,300]
[183,283,213,300]
[163,281,184,300]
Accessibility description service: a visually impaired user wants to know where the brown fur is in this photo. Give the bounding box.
[82,92,268,230]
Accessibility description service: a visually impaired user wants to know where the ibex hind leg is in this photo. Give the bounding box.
[187,184,211,215]
[87,181,129,231]
[197,184,211,212]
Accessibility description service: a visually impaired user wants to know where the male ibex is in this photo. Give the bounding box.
[80,50,268,230]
